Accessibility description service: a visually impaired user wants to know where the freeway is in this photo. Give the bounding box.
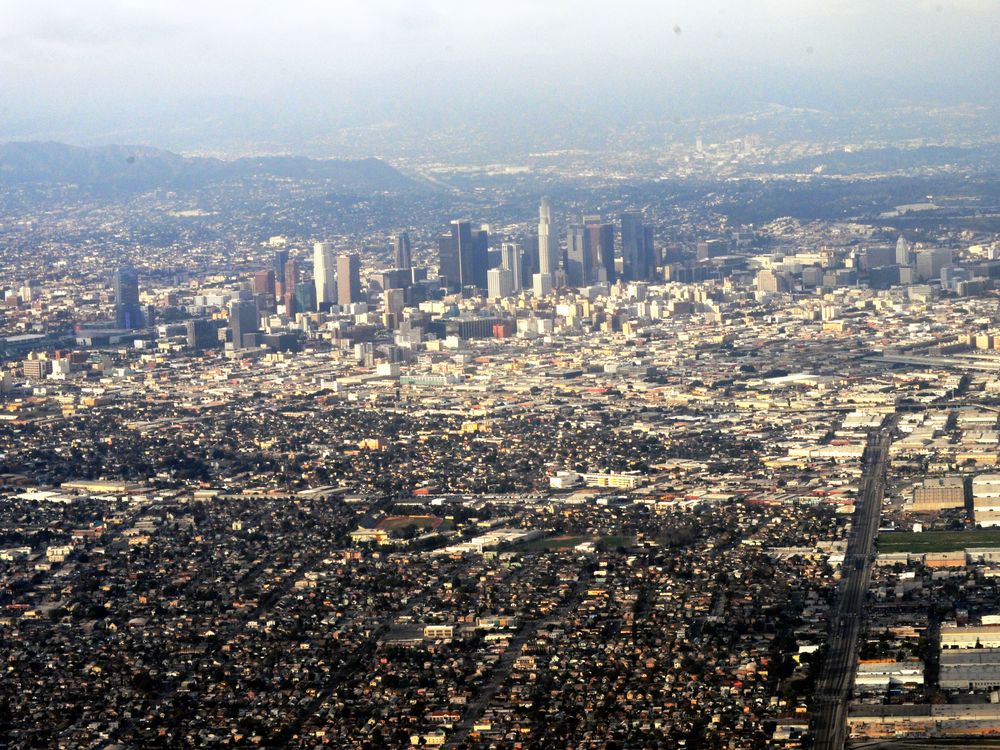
[867,354,1000,372]
[812,423,894,750]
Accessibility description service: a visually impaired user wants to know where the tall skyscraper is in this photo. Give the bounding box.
[438,220,481,292]
[253,270,275,296]
[585,218,616,284]
[114,267,144,329]
[313,242,336,307]
[337,254,363,305]
[538,197,555,277]
[253,269,276,312]
[453,220,476,291]
[621,210,655,281]
[566,225,590,287]
[295,281,317,314]
[393,232,412,270]
[283,258,300,314]
[644,224,655,279]
[438,232,460,290]
[500,243,523,291]
[229,299,259,350]
[273,248,289,296]
[471,227,490,291]
[523,235,540,284]
[620,211,642,281]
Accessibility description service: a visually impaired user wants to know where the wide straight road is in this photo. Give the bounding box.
[440,568,594,749]
[812,423,894,750]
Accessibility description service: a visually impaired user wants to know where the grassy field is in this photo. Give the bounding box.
[878,529,1000,554]
[516,534,636,553]
[375,515,448,532]
[516,535,590,552]
[596,535,636,551]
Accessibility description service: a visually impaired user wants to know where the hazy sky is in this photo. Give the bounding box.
[1,0,998,151]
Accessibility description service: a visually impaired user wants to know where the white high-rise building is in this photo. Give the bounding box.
[488,268,514,299]
[501,242,522,291]
[538,197,554,277]
[915,247,952,282]
[313,242,336,306]
[533,272,552,298]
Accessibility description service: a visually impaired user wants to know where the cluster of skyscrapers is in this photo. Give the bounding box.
[440,198,658,299]
[182,246,369,351]
[258,245,364,319]
[113,200,656,352]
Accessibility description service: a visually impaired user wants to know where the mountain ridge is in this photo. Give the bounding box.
[0,141,418,195]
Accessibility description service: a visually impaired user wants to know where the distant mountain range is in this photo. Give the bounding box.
[0,141,418,195]
[757,143,1000,176]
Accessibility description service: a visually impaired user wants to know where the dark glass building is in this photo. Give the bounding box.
[229,299,259,350]
[620,211,656,281]
[273,249,289,294]
[393,232,412,270]
[437,220,488,292]
[114,267,144,329]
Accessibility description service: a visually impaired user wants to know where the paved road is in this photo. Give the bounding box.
[271,579,446,746]
[276,560,562,746]
[812,424,894,750]
[441,567,594,749]
[868,354,1000,373]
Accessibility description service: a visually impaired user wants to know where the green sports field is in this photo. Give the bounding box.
[516,534,637,553]
[878,529,1000,554]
